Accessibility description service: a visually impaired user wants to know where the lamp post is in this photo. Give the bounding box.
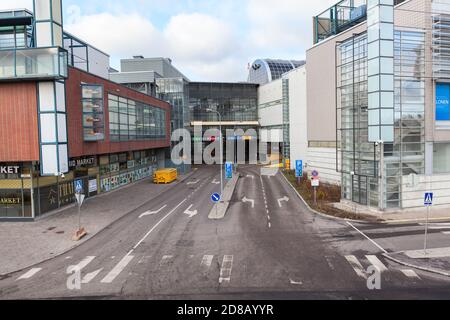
[206,108,223,197]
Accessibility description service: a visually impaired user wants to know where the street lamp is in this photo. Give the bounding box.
[206,108,223,197]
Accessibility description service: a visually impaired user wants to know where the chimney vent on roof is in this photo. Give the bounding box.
[133,55,144,59]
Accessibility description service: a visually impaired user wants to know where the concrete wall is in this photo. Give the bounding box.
[258,78,283,143]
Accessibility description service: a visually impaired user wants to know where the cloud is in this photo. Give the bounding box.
[0,0,32,10]
[65,9,242,81]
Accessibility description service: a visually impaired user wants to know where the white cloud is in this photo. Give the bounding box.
[0,0,32,10]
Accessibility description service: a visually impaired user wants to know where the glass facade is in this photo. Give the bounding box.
[338,30,425,209]
[156,77,189,133]
[108,94,167,142]
[82,84,105,141]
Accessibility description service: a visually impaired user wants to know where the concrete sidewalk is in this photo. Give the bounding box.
[0,171,194,276]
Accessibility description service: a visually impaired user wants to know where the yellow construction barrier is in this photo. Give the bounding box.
[153,168,178,184]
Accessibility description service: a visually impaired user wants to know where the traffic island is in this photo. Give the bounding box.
[209,175,239,220]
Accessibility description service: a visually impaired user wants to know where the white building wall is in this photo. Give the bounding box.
[258,78,283,143]
[306,147,341,185]
[285,66,308,171]
[402,174,450,208]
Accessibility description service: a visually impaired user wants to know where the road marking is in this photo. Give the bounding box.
[242,197,255,208]
[82,268,103,284]
[67,256,96,273]
[184,204,198,218]
[128,199,187,256]
[201,255,214,268]
[246,175,254,179]
[17,268,42,280]
[401,269,421,279]
[211,179,220,185]
[219,255,233,283]
[101,255,134,283]
[290,279,303,285]
[187,180,199,185]
[443,231,450,235]
[366,255,388,272]
[139,205,167,218]
[345,255,367,279]
[347,222,388,254]
[277,196,290,208]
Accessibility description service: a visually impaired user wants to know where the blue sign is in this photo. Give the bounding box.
[436,83,450,121]
[211,193,221,203]
[312,170,319,178]
[74,179,83,194]
[295,160,303,178]
[225,162,233,179]
[424,193,433,206]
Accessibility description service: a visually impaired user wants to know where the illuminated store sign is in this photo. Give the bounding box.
[436,83,450,121]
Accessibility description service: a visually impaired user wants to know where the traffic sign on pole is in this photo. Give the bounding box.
[211,193,221,203]
[74,179,83,194]
[424,193,433,206]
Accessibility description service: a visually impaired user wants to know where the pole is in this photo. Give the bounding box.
[314,187,317,206]
[424,205,430,255]
[77,195,81,231]
[379,142,384,211]
[218,111,223,197]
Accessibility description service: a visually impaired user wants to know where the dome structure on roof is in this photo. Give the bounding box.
[247,59,305,85]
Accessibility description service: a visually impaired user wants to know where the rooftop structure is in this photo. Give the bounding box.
[247,59,305,85]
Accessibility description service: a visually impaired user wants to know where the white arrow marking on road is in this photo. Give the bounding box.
[211,179,220,185]
[184,204,198,218]
[277,196,290,208]
[290,279,303,285]
[82,268,103,284]
[17,268,42,280]
[139,205,167,218]
[242,197,255,208]
[401,269,421,279]
[187,180,199,185]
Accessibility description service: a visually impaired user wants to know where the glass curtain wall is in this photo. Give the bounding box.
[337,30,425,209]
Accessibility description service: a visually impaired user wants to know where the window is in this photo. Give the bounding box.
[434,143,450,174]
[108,94,166,142]
[82,84,105,141]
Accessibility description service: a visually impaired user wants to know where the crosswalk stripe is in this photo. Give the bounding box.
[366,255,388,272]
[401,269,421,279]
[201,255,214,268]
[219,255,234,283]
[345,255,367,279]
[17,268,42,280]
[67,256,96,273]
[442,231,450,235]
[82,268,103,284]
[101,255,134,284]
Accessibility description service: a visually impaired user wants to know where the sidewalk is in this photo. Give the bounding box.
[384,248,450,277]
[0,172,194,276]
[334,201,450,224]
[208,175,239,220]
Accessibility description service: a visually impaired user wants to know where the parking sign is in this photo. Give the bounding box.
[225,162,233,179]
[295,160,303,178]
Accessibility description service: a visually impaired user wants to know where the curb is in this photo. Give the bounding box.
[280,172,373,225]
[382,253,450,278]
[0,169,197,277]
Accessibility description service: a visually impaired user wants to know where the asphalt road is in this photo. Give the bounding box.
[1,165,450,300]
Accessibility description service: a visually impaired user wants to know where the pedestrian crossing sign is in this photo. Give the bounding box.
[424,193,433,206]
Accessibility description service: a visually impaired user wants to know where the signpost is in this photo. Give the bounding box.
[424,192,433,255]
[311,170,320,206]
[212,193,221,218]
[73,180,87,241]
[295,160,303,185]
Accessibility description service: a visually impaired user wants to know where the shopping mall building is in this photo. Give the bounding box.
[307,0,450,211]
[0,1,171,220]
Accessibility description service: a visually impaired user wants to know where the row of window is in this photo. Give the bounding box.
[108,94,166,142]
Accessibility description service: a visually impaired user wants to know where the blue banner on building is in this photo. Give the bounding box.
[436,83,450,121]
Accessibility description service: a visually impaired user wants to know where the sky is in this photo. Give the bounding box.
[0,0,336,81]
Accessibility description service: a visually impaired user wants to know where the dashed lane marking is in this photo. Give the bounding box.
[201,255,214,268]
[17,268,42,280]
[401,269,421,279]
[219,255,234,284]
[101,255,134,284]
[345,255,367,279]
[366,255,388,272]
